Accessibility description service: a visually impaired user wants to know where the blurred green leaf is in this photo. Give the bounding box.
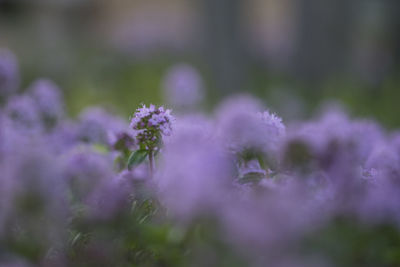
[128,149,148,170]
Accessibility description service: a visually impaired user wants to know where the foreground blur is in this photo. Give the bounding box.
[0,51,399,267]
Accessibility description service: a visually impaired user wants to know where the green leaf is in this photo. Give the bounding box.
[70,232,82,247]
[128,149,148,170]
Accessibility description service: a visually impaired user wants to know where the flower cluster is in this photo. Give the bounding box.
[28,79,64,125]
[130,104,173,150]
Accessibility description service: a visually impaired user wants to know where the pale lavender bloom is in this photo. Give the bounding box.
[62,148,132,221]
[216,95,285,158]
[28,79,64,126]
[0,112,40,163]
[77,107,127,145]
[4,94,42,134]
[357,134,400,224]
[156,124,233,220]
[220,185,325,259]
[62,147,115,203]
[85,176,133,221]
[0,49,19,100]
[0,145,68,257]
[350,120,385,163]
[258,110,286,152]
[359,163,400,225]
[214,95,286,184]
[308,108,383,165]
[217,111,267,153]
[163,113,214,144]
[281,109,381,176]
[365,143,399,172]
[47,120,79,153]
[365,142,400,183]
[282,109,395,222]
[162,63,204,109]
[284,110,353,157]
[215,95,266,148]
[258,111,286,137]
[215,94,264,119]
[117,168,147,183]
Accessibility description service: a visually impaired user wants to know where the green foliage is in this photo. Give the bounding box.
[300,217,400,267]
[127,149,148,170]
[283,140,314,174]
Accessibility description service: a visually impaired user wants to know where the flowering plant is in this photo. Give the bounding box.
[128,104,174,175]
[2,50,400,267]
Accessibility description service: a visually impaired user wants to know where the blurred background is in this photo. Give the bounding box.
[1,0,399,126]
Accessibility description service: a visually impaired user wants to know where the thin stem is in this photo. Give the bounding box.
[148,150,154,178]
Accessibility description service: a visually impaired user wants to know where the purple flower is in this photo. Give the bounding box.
[155,123,233,220]
[130,104,174,150]
[163,113,214,144]
[215,95,272,154]
[162,63,204,109]
[215,95,285,177]
[0,144,68,256]
[281,109,382,176]
[4,94,42,134]
[28,79,64,127]
[62,147,115,202]
[85,176,133,221]
[77,107,127,145]
[219,182,327,260]
[59,145,137,223]
[47,120,80,153]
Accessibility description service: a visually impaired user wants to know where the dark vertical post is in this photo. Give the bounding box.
[291,0,356,84]
[200,0,247,97]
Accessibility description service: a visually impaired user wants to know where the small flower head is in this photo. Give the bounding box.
[77,107,126,145]
[28,79,64,127]
[130,104,174,150]
[162,63,204,109]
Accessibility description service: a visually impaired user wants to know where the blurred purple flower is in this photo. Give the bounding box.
[85,177,133,221]
[215,95,285,174]
[4,94,42,134]
[156,123,233,220]
[28,79,65,127]
[0,144,68,257]
[62,147,115,203]
[47,120,80,153]
[77,107,127,145]
[162,63,204,109]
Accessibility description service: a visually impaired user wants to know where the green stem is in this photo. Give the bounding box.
[148,150,154,178]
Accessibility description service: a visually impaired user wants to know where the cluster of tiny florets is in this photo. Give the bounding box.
[130,104,174,149]
[258,110,286,136]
